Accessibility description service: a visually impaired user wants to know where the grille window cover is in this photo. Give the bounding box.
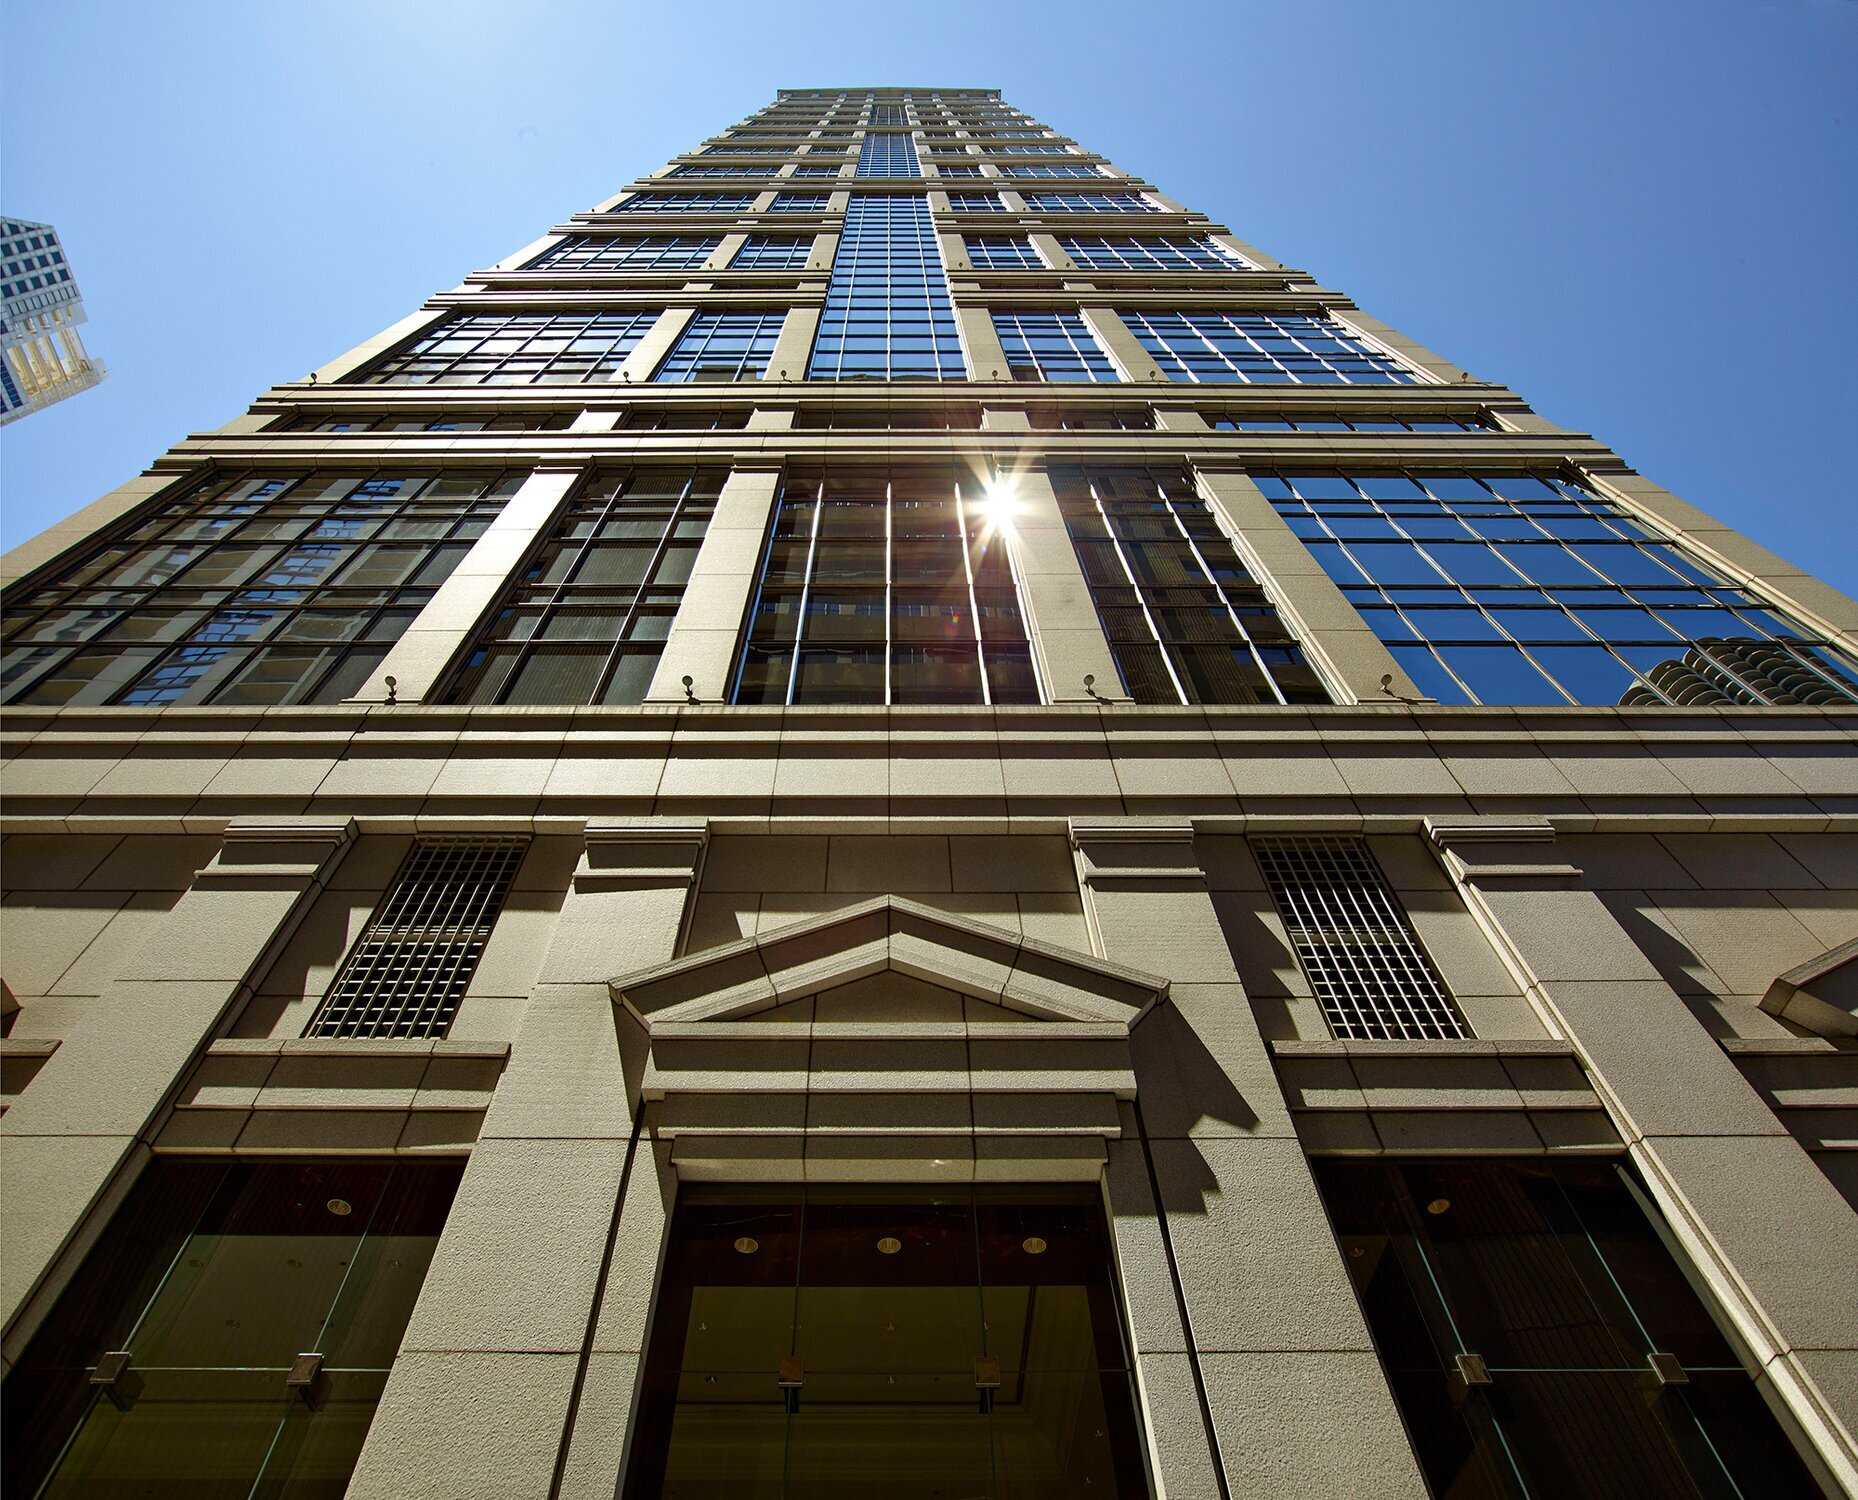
[306,839,527,1039]
[1253,836,1469,1040]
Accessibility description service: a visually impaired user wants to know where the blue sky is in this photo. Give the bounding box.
[5,0,1855,593]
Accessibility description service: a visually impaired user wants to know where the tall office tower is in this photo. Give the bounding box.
[0,218,106,425]
[3,86,1857,1500]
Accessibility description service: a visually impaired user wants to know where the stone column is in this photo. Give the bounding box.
[349,822,707,1500]
[646,461,783,703]
[1081,306,1166,384]
[956,304,1010,381]
[354,466,585,704]
[1428,817,1858,1493]
[1073,819,1428,1500]
[765,304,821,382]
[1194,467,1425,705]
[0,816,356,1360]
[1004,466,1126,704]
[616,306,696,383]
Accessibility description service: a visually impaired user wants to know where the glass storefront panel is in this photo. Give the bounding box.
[1315,1157,1827,1499]
[629,1187,1151,1499]
[3,1160,462,1500]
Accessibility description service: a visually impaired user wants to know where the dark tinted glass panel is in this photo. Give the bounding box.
[3,1159,463,1500]
[625,1187,1150,1499]
[1315,1158,1826,1499]
[2,471,523,707]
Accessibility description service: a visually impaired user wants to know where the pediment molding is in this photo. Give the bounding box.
[608,898,1170,1182]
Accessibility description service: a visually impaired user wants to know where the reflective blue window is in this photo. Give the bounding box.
[1058,235,1251,271]
[856,133,921,177]
[992,312,1120,383]
[653,311,785,382]
[768,192,831,214]
[934,163,985,179]
[985,144,1073,156]
[808,195,965,381]
[667,164,762,178]
[730,236,814,270]
[964,237,1045,270]
[1122,311,1420,385]
[1021,191,1160,213]
[616,192,754,214]
[1003,163,1105,178]
[525,235,719,271]
[1206,411,1494,433]
[789,164,842,179]
[1258,470,1858,706]
[945,192,1006,213]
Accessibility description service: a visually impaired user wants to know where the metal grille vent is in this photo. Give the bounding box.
[1252,837,1470,1041]
[305,839,528,1040]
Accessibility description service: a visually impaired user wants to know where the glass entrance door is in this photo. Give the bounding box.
[627,1187,1151,1499]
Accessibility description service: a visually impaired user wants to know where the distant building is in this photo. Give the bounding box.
[0,217,105,424]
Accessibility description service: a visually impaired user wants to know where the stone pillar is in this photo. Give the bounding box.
[1073,819,1428,1500]
[1428,817,1858,1493]
[0,816,356,1360]
[1005,466,1126,704]
[354,466,584,704]
[1194,467,1425,705]
[765,304,821,382]
[616,306,696,383]
[349,822,707,1500]
[645,461,783,703]
[1081,306,1166,384]
[956,303,1009,381]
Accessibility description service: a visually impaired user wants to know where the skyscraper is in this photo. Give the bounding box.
[2,85,1855,1498]
[0,217,106,425]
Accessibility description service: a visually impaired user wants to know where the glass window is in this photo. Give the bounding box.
[358,310,662,385]
[2,469,524,707]
[1259,470,1858,706]
[730,236,815,271]
[856,133,922,177]
[943,192,1006,213]
[769,192,831,214]
[964,236,1045,270]
[1,1159,463,1500]
[1317,1157,1829,1500]
[654,310,785,382]
[733,466,1037,706]
[991,311,1120,383]
[524,235,719,271]
[1204,410,1494,433]
[616,192,755,214]
[1121,310,1420,385]
[1058,235,1251,271]
[1049,463,1330,705]
[808,195,965,381]
[1019,191,1159,214]
[625,1186,1151,1500]
[1002,163,1105,178]
[443,466,725,706]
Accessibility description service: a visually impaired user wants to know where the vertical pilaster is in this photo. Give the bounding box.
[349,822,707,1500]
[646,462,783,703]
[1428,818,1858,1493]
[1081,305,1166,384]
[1006,466,1126,704]
[1194,467,1425,704]
[354,465,584,704]
[0,816,356,1360]
[1073,819,1429,1500]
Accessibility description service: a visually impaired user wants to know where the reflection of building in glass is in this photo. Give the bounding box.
[3,87,1857,1500]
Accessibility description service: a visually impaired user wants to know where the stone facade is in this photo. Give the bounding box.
[2,86,1856,1499]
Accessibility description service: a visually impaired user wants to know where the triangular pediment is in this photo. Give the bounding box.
[610,896,1166,1033]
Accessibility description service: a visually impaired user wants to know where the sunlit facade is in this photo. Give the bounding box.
[3,87,1856,1499]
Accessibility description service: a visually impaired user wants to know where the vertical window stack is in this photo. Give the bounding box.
[306,838,529,1040]
[808,195,966,380]
[734,467,1039,705]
